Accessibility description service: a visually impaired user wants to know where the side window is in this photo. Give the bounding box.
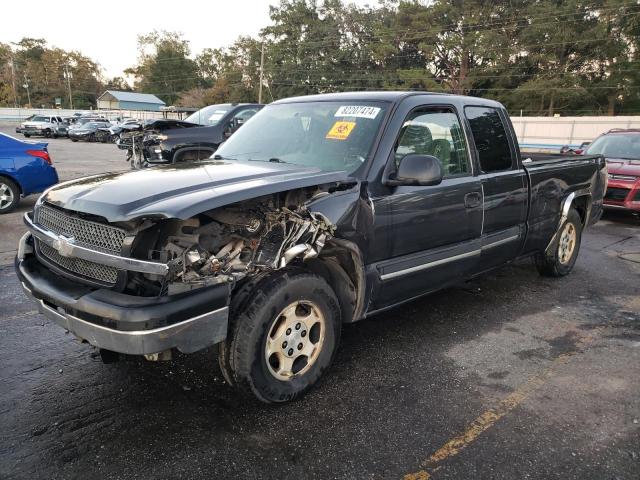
[233,108,258,125]
[465,106,513,172]
[394,107,471,177]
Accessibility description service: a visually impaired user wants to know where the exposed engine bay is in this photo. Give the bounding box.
[129,191,336,296]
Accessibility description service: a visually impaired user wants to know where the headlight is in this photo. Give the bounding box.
[145,133,168,142]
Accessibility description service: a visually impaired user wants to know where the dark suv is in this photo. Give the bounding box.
[142,103,263,164]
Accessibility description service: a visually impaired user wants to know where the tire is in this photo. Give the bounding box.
[535,207,583,277]
[0,177,20,214]
[43,129,51,138]
[23,134,30,138]
[71,138,78,142]
[218,269,341,403]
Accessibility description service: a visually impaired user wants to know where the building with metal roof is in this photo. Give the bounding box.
[97,90,166,111]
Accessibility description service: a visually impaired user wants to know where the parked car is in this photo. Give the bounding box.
[68,121,112,142]
[139,103,263,164]
[52,120,71,138]
[584,129,640,213]
[560,141,591,155]
[0,132,58,214]
[20,115,65,138]
[16,92,606,402]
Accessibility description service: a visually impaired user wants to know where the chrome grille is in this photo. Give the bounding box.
[35,204,127,285]
[36,204,126,254]
[38,242,119,284]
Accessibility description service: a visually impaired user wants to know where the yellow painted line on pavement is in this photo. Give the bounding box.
[403,327,603,480]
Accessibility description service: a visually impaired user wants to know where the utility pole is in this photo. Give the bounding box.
[9,58,18,107]
[258,43,265,104]
[64,65,74,109]
[23,74,31,107]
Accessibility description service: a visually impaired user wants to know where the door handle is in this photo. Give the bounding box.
[464,192,482,209]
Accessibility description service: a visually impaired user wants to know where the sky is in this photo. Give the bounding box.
[2,0,371,79]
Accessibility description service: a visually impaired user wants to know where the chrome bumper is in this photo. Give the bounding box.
[20,279,228,355]
[24,212,169,276]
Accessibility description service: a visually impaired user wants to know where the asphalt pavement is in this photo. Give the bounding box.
[0,126,638,479]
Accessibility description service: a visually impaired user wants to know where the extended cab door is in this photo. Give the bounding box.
[374,104,483,306]
[464,106,528,272]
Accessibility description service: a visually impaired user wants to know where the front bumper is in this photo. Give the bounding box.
[603,179,640,212]
[16,236,230,355]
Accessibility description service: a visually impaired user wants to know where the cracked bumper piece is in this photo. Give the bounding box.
[16,254,230,355]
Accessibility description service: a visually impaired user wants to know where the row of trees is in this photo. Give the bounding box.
[0,38,127,109]
[1,0,639,115]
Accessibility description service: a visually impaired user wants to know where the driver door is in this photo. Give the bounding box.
[375,106,483,306]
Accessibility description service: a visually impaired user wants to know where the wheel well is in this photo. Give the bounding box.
[305,239,365,323]
[174,147,216,163]
[572,195,590,225]
[0,174,21,194]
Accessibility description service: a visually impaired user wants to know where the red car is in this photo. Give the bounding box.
[584,129,640,213]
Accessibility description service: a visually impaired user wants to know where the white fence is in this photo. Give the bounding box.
[511,116,640,149]
[0,107,183,122]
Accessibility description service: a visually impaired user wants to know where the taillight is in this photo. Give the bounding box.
[26,149,52,165]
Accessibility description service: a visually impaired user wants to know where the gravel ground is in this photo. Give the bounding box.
[0,125,639,479]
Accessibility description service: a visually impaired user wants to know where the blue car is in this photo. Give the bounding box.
[0,132,59,214]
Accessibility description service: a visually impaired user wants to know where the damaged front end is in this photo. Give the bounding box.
[17,189,340,358]
[128,194,336,297]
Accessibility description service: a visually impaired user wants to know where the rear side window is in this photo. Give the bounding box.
[465,107,513,172]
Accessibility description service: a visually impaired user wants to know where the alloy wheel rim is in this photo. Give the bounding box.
[558,222,577,265]
[264,300,326,381]
[0,183,14,210]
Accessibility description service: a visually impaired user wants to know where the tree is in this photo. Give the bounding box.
[125,30,200,105]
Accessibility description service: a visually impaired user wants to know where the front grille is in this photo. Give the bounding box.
[38,242,120,284]
[604,187,630,202]
[35,204,127,286]
[36,204,126,254]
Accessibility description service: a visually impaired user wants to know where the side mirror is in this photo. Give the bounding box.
[387,154,443,187]
[223,119,238,138]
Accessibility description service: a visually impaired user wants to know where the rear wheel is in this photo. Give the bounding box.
[218,269,341,403]
[0,177,20,214]
[23,133,30,138]
[535,208,583,277]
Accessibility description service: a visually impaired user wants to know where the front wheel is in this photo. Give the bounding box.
[0,177,20,214]
[218,270,341,403]
[535,207,583,277]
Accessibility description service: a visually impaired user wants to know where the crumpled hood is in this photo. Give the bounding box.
[43,160,352,222]
[606,159,640,176]
[143,119,199,131]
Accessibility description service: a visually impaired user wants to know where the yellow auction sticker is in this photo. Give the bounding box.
[326,121,356,140]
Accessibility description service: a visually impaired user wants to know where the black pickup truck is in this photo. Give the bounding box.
[16,92,607,403]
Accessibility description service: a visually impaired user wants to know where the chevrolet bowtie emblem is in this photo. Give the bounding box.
[53,235,75,257]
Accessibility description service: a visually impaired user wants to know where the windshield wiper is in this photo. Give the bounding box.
[269,158,286,163]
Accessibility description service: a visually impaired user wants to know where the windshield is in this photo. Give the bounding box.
[185,104,231,126]
[215,101,388,173]
[31,116,48,122]
[586,133,640,160]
